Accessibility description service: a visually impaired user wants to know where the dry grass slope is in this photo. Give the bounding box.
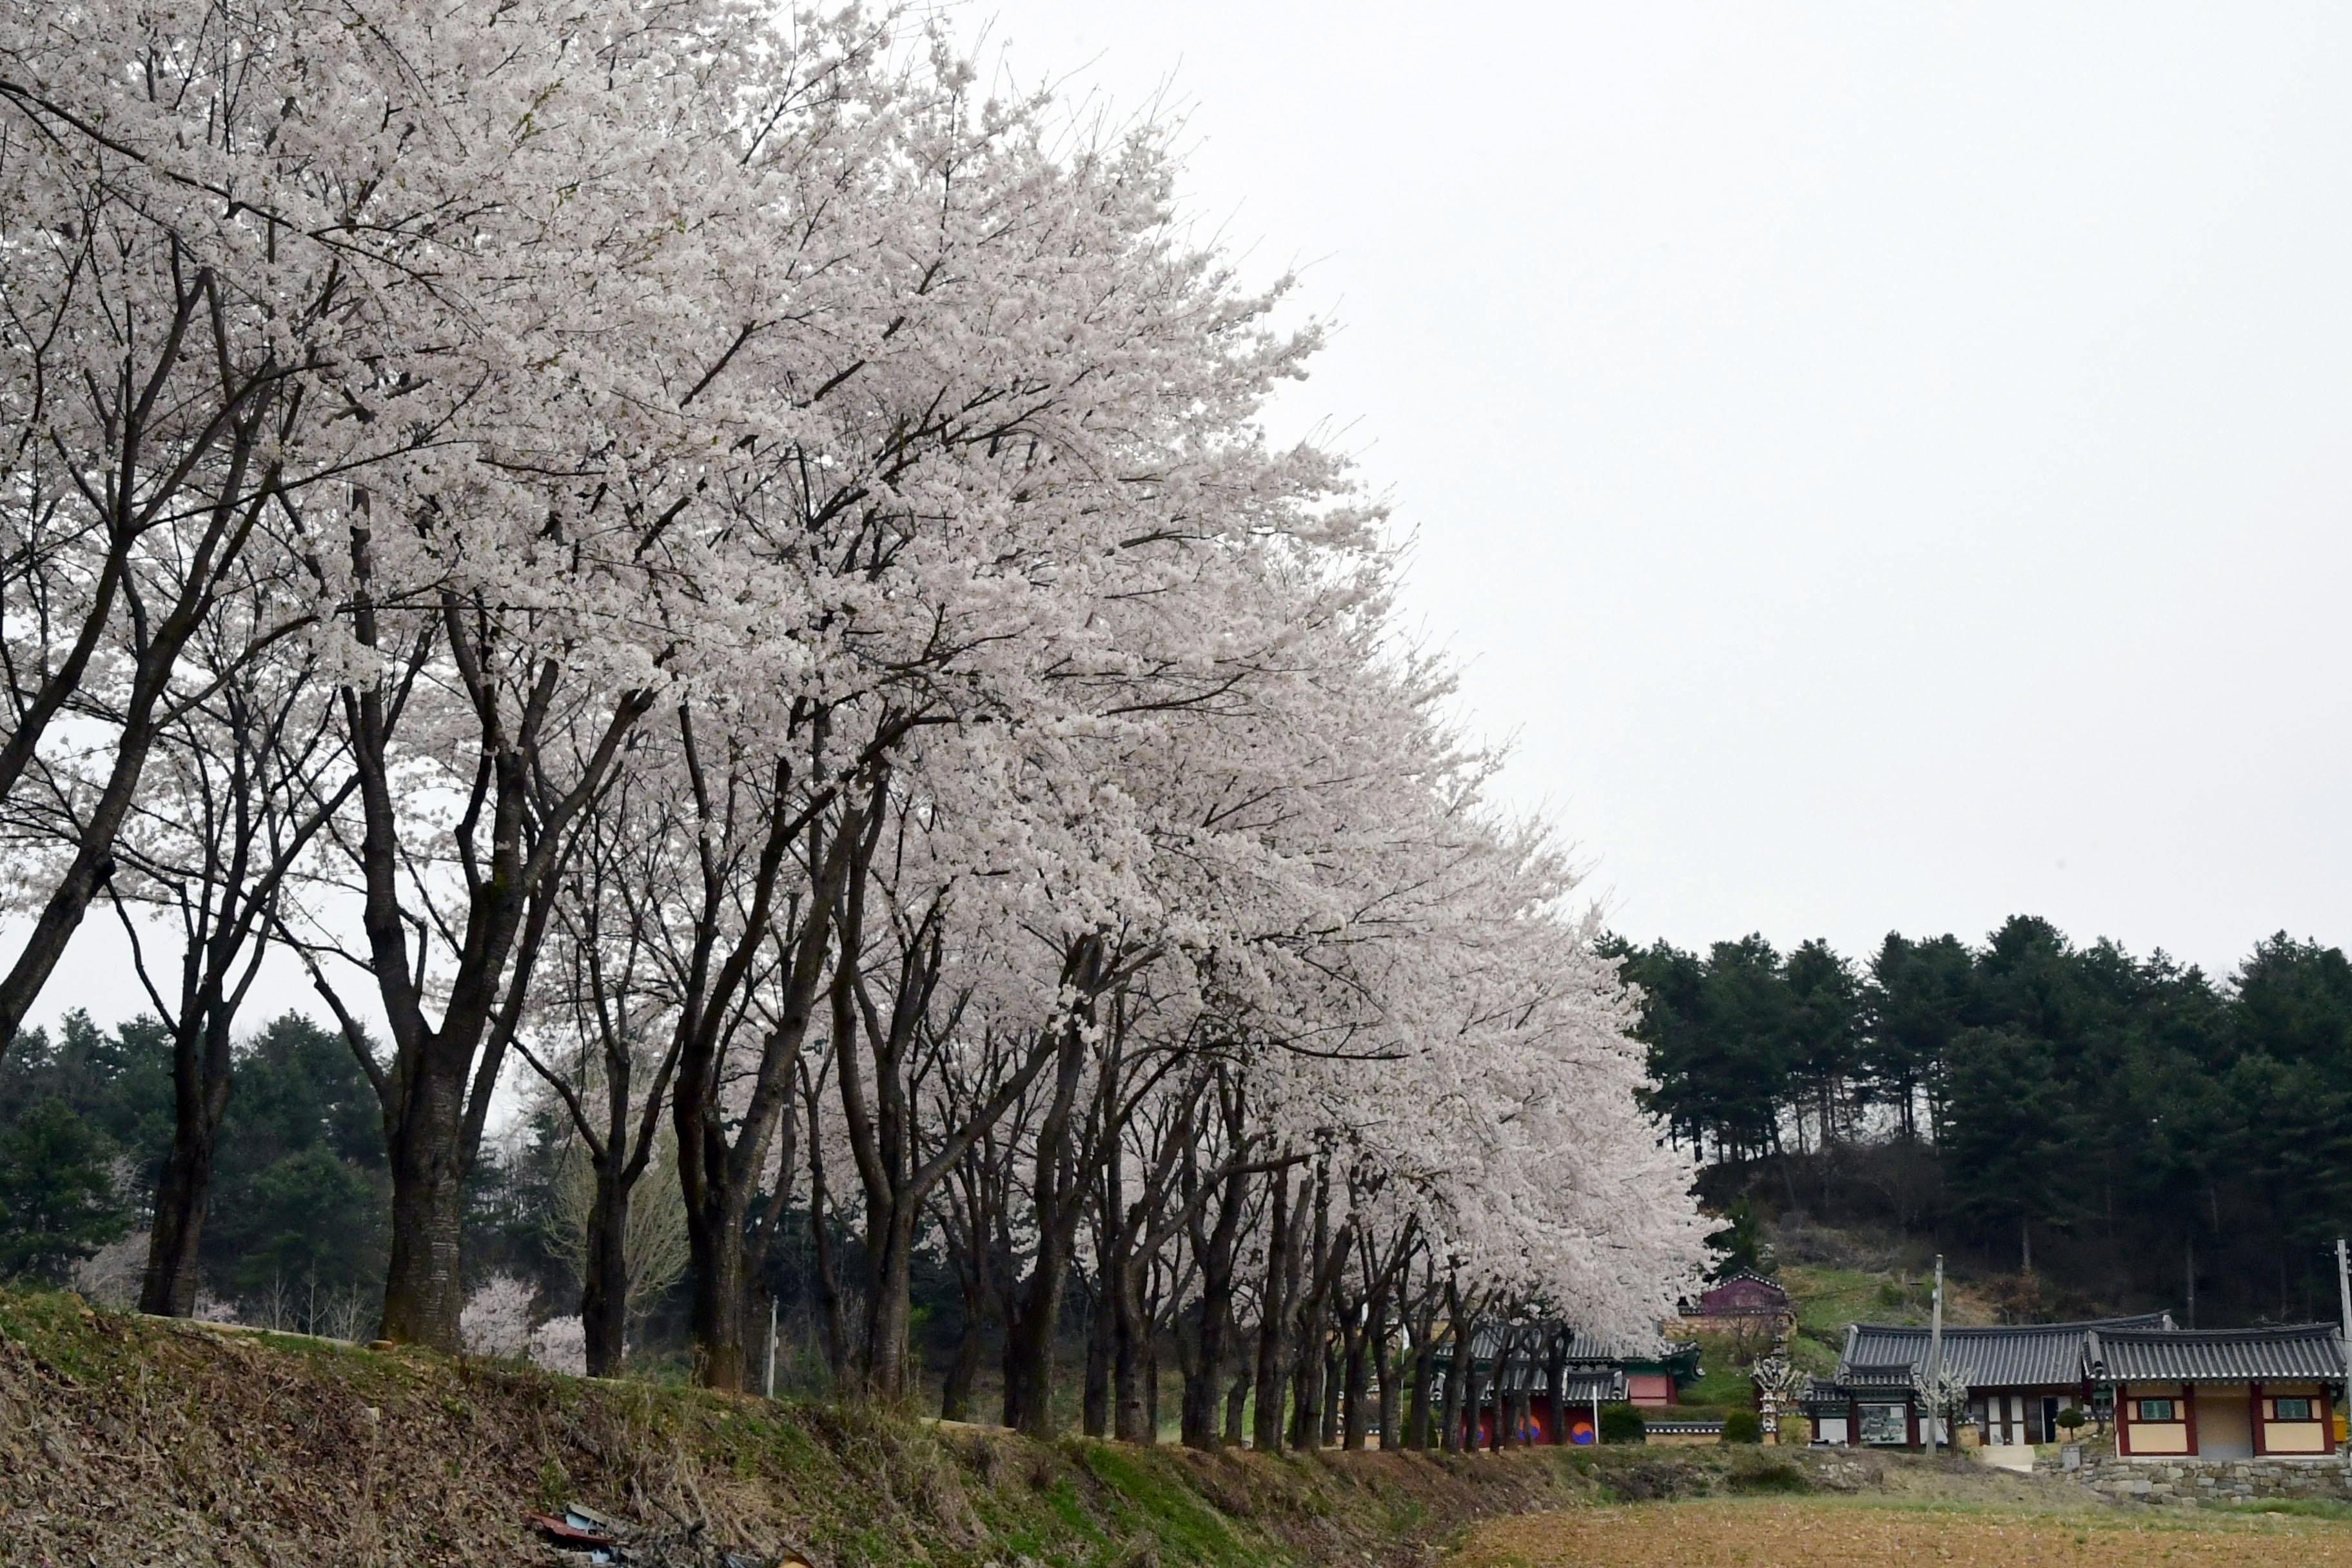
[0,1289,1612,1568]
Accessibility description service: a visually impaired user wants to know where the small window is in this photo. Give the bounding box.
[2274,1397,2313,1421]
[2134,1398,2175,1422]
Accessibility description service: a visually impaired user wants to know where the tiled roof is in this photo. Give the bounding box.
[2084,1323,2346,1384]
[1559,1368,1628,1404]
[1836,1314,2172,1390]
[1694,1271,1792,1313]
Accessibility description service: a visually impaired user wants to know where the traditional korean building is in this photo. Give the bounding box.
[2084,1322,2345,1461]
[1436,1322,1699,1446]
[1679,1269,1796,1337]
[1803,1313,2171,1449]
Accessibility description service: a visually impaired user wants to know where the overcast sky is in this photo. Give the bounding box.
[959,1,2352,977]
[22,4,2352,1038]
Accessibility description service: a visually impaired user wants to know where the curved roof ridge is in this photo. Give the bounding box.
[2094,1320,2337,1340]
[1848,1312,2170,1335]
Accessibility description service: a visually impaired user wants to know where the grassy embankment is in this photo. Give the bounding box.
[0,1288,1894,1568]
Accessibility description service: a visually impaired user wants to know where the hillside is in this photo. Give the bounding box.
[1671,1218,2022,1411]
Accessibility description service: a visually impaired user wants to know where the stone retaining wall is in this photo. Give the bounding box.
[2059,1447,2352,1504]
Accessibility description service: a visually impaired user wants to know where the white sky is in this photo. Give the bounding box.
[21,3,2352,1039]
[958,1,2352,978]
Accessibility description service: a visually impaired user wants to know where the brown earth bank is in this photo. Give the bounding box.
[0,1289,2162,1568]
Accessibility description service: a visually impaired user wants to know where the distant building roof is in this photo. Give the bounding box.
[1559,1367,1629,1404]
[2084,1323,2346,1385]
[1798,1377,1853,1407]
[1691,1271,1792,1315]
[1836,1314,2173,1391]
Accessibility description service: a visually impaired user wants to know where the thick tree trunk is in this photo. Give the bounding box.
[580,1169,631,1377]
[140,1015,235,1317]
[1449,1318,1477,1452]
[1179,1157,1244,1451]
[1224,1367,1248,1446]
[1251,1171,1294,1451]
[1180,1298,1230,1450]
[808,1159,852,1392]
[1083,1279,1113,1437]
[999,947,1101,1440]
[1407,1323,1436,1450]
[941,1316,985,1421]
[140,1135,215,1317]
[685,1186,752,1391]
[1289,1320,1323,1451]
[380,1058,471,1346]
[861,1212,918,1402]
[1113,1269,1153,1444]
[1004,1237,1072,1436]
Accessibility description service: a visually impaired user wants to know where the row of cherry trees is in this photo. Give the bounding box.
[0,0,1707,1438]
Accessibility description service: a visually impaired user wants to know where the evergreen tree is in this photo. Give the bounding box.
[0,1098,127,1281]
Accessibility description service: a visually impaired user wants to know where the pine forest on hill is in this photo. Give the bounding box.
[1611,916,2352,1326]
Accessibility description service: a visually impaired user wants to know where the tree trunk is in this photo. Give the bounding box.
[1003,1245,1070,1438]
[941,1316,985,1421]
[1320,1338,1342,1446]
[1376,1308,1400,1450]
[1449,1314,1478,1452]
[1252,1171,1294,1451]
[1342,1310,1371,1450]
[1084,1279,1113,1437]
[379,1057,470,1347]
[1289,1324,1323,1451]
[686,1180,752,1391]
[861,1210,918,1403]
[139,1014,235,1317]
[808,1147,852,1393]
[999,948,1101,1438]
[1224,1368,1248,1446]
[1143,1339,1161,1444]
[1113,1267,1153,1444]
[1180,1157,1245,1451]
[1407,1322,1436,1450]
[580,1164,632,1376]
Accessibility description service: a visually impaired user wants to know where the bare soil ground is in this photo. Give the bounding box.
[1455,1497,2352,1568]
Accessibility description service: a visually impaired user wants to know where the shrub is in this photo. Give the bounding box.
[2056,1406,2086,1435]
[1726,1456,1808,1493]
[1598,1402,1647,1444]
[1721,1409,1763,1444]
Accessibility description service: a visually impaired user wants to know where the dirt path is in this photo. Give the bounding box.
[1454,1498,2352,1567]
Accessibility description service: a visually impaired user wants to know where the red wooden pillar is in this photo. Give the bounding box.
[2116,1384,2132,1457]
[2251,1382,2266,1458]
[2183,1384,2199,1457]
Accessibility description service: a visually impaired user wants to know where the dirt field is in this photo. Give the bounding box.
[1456,1498,2352,1567]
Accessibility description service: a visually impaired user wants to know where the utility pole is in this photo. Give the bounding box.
[2335,1239,2350,1467]
[1926,1254,1945,1458]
